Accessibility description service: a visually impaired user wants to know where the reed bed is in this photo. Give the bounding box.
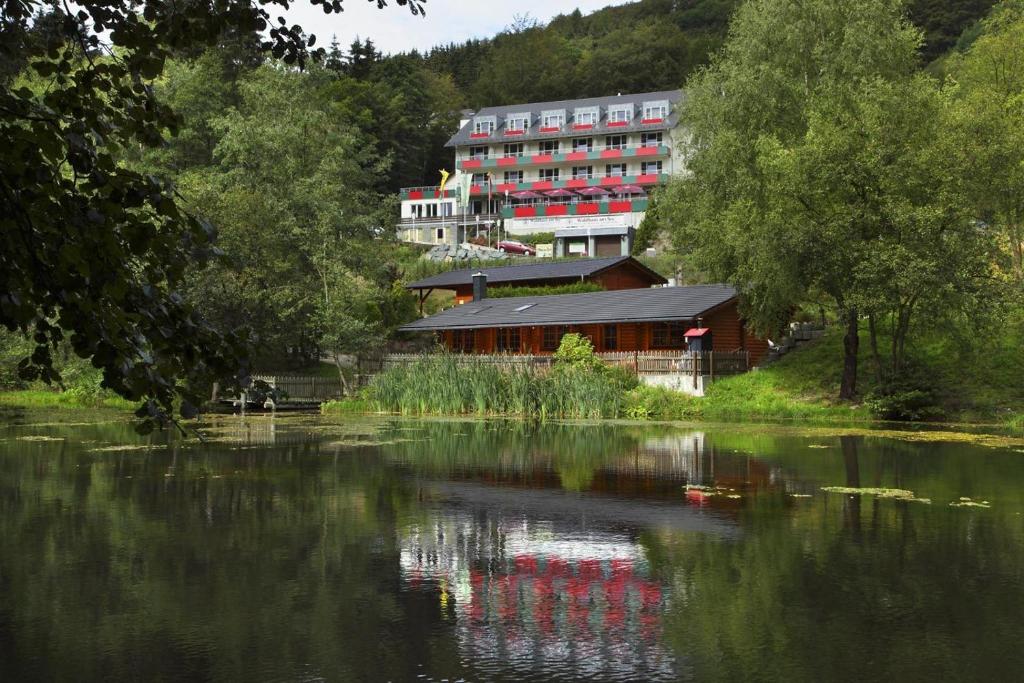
[367,354,632,419]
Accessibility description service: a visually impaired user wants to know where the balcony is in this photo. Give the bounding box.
[400,185,455,201]
[459,144,669,171]
[474,171,669,196]
[501,197,649,219]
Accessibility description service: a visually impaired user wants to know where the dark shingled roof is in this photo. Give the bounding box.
[405,256,667,290]
[399,285,738,331]
[446,90,684,147]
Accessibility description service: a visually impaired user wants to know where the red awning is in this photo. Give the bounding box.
[684,328,711,337]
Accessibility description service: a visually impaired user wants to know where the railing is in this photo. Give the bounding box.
[397,213,501,225]
[456,143,670,163]
[369,351,749,377]
[249,374,343,402]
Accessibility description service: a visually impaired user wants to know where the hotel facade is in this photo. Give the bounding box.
[397,90,686,257]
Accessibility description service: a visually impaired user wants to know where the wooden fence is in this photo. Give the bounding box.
[249,374,343,402]
[366,350,749,378]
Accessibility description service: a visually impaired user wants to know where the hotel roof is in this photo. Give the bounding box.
[404,255,667,291]
[446,90,684,147]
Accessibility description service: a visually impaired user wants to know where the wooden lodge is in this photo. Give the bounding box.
[405,255,667,307]
[400,279,769,366]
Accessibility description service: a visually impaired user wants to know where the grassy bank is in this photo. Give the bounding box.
[325,320,1024,429]
[0,389,135,411]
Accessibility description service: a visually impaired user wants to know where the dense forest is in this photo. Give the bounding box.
[0,0,1020,421]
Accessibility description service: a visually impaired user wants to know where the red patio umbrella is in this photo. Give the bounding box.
[544,189,575,197]
[510,190,543,200]
[614,184,646,194]
[575,186,610,196]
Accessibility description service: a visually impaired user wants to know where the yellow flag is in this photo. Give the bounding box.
[438,169,451,195]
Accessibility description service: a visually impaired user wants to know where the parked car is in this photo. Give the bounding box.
[497,240,536,255]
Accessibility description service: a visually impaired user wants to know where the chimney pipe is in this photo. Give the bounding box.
[472,272,488,301]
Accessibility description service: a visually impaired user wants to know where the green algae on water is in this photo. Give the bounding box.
[822,486,931,504]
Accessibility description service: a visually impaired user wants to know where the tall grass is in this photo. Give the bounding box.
[367,354,632,419]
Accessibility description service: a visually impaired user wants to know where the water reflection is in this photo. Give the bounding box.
[1,414,1023,681]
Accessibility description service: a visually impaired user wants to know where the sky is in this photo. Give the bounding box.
[285,0,634,56]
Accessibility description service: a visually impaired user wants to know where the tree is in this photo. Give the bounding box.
[947,0,1024,283]
[0,0,424,426]
[665,0,991,399]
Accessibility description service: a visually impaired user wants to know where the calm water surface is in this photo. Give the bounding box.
[1,411,1023,682]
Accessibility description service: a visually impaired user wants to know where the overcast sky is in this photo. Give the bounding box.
[285,0,633,56]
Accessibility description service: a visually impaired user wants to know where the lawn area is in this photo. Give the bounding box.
[0,389,135,411]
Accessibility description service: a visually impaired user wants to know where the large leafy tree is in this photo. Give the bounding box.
[665,0,992,399]
[948,0,1024,283]
[0,0,423,425]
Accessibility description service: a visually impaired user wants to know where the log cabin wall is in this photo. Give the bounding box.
[593,264,658,291]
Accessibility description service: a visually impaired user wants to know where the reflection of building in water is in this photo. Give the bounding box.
[400,511,679,681]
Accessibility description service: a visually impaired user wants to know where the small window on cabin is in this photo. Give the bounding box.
[514,304,536,312]
[542,325,564,352]
[603,324,618,351]
[453,329,474,352]
[652,321,686,348]
[496,327,521,352]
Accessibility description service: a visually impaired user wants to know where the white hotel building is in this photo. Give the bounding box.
[397,90,686,257]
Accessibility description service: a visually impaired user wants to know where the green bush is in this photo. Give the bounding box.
[865,389,945,421]
[623,384,701,420]
[488,282,604,298]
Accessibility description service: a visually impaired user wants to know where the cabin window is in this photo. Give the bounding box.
[453,329,474,352]
[542,326,564,351]
[652,321,687,348]
[603,324,618,351]
[497,327,521,352]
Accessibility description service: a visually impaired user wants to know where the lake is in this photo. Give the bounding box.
[1,411,1023,681]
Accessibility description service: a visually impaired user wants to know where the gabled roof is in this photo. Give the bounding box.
[405,256,667,291]
[399,285,738,331]
[447,90,684,147]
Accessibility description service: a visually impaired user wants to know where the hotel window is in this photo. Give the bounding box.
[503,170,524,183]
[453,329,474,352]
[497,327,521,352]
[503,142,524,157]
[436,228,445,241]
[572,166,594,180]
[469,145,489,159]
[603,324,618,351]
[539,139,560,154]
[605,135,627,150]
[608,105,633,123]
[573,137,593,153]
[574,107,598,125]
[541,110,565,128]
[506,113,530,132]
[652,322,686,348]
[642,101,668,120]
[539,168,560,181]
[542,326,565,351]
[606,163,627,177]
[473,117,495,135]
[641,160,663,175]
[471,172,487,184]
[442,202,453,216]
[640,131,663,146]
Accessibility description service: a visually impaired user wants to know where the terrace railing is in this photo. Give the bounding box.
[369,350,749,378]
